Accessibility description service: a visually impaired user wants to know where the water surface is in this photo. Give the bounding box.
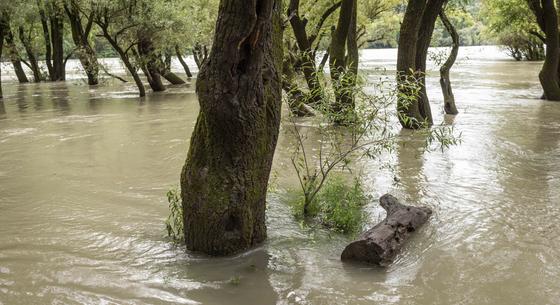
[0,47,559,304]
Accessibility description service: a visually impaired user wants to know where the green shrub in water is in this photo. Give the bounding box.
[317,176,369,234]
[289,175,369,234]
[165,186,184,242]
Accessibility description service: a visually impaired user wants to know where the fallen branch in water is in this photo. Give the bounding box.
[341,194,432,266]
[99,63,128,83]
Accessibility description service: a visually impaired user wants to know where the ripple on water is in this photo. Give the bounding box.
[1,46,560,304]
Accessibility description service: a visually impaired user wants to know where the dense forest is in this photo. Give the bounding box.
[1,0,559,304]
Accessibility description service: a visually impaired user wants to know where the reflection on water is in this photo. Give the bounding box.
[0,47,559,304]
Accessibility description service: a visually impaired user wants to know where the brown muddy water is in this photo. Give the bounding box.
[0,47,559,304]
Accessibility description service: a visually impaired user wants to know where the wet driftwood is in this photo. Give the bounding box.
[341,194,432,266]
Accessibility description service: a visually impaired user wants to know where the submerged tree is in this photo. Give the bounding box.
[13,0,45,83]
[64,0,100,85]
[396,0,447,129]
[329,0,359,123]
[93,1,146,96]
[0,14,4,99]
[527,0,560,100]
[0,11,29,83]
[180,0,283,255]
[37,0,66,81]
[283,0,342,111]
[483,0,544,61]
[439,7,459,115]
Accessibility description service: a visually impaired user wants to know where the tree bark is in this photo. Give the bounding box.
[329,0,356,123]
[396,0,446,129]
[192,43,208,69]
[439,10,459,115]
[38,0,65,81]
[137,33,166,92]
[64,1,99,85]
[286,0,328,105]
[161,54,186,85]
[181,0,283,256]
[37,0,54,80]
[1,11,29,83]
[50,6,65,81]
[282,54,315,116]
[176,46,193,78]
[0,25,4,99]
[97,22,146,97]
[341,194,432,266]
[414,0,446,125]
[18,26,44,82]
[527,0,560,100]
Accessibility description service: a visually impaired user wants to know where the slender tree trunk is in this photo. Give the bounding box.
[37,0,54,80]
[286,0,341,106]
[181,0,283,256]
[18,26,43,82]
[176,46,193,78]
[439,10,459,115]
[192,43,208,69]
[287,0,324,104]
[100,27,145,97]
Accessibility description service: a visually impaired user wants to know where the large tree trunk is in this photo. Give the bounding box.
[414,0,445,126]
[181,0,283,256]
[65,1,99,85]
[341,194,432,266]
[528,0,560,100]
[18,26,43,82]
[439,10,459,115]
[396,0,446,129]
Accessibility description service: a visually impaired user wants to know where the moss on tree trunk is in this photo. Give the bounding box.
[180,0,283,256]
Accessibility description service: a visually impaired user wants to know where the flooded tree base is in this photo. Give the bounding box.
[341,194,432,266]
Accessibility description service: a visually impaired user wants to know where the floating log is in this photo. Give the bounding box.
[341,194,432,266]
